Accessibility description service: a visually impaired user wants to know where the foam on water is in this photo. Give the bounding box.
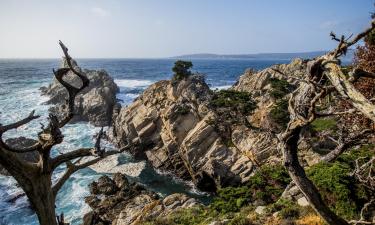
[211,85,232,90]
[114,79,153,88]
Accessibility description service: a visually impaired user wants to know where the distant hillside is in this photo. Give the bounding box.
[171,50,354,61]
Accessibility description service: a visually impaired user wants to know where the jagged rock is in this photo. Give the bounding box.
[110,59,317,192]
[82,173,200,225]
[0,137,39,176]
[40,58,119,126]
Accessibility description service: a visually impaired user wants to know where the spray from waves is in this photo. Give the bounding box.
[114,79,153,88]
[210,85,232,90]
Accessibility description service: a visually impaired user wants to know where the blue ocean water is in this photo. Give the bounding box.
[0,58,290,225]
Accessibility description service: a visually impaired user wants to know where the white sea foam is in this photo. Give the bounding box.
[89,154,146,176]
[117,93,139,105]
[115,79,153,88]
[211,85,232,90]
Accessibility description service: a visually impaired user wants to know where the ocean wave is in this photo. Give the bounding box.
[211,85,232,90]
[114,79,153,88]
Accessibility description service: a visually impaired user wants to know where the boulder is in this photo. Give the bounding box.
[40,58,119,126]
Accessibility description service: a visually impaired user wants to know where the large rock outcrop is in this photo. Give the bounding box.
[82,173,200,225]
[110,75,254,191]
[109,59,313,192]
[40,58,119,126]
[112,60,306,191]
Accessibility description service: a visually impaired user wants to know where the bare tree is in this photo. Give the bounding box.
[0,41,127,225]
[278,20,375,225]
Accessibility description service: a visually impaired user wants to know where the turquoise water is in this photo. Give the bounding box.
[0,58,291,225]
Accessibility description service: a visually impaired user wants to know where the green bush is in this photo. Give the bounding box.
[268,199,300,219]
[211,165,291,213]
[269,78,294,99]
[145,206,215,225]
[307,145,374,220]
[172,60,193,81]
[269,99,289,129]
[310,118,337,132]
[210,90,256,114]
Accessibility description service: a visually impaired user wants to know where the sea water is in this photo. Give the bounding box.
[0,58,290,225]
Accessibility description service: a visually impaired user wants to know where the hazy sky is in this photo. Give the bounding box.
[0,0,373,58]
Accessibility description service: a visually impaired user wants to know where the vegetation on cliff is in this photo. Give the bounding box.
[172,60,193,80]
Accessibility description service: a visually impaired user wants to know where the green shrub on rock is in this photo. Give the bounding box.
[269,78,294,99]
[172,60,193,81]
[310,118,337,132]
[210,90,256,114]
[269,99,289,129]
[268,198,300,219]
[211,165,291,213]
[307,145,375,220]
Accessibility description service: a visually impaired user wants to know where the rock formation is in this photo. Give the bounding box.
[82,173,200,225]
[40,58,119,126]
[109,59,313,192]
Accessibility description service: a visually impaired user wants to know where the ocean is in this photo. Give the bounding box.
[0,58,291,225]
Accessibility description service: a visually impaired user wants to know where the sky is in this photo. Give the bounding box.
[0,0,373,58]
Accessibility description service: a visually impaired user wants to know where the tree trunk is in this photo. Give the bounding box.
[281,126,349,225]
[24,174,58,225]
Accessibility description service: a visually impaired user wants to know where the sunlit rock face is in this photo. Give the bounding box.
[110,59,314,192]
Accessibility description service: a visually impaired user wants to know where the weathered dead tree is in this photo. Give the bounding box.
[0,41,127,225]
[278,19,375,225]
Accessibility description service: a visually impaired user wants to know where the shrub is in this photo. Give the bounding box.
[145,206,215,225]
[211,165,291,213]
[310,118,337,132]
[269,78,294,99]
[172,60,193,80]
[269,99,289,129]
[210,90,256,115]
[268,199,300,219]
[307,146,375,220]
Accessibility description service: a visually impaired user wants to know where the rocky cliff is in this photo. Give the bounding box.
[41,58,119,126]
[109,59,311,192]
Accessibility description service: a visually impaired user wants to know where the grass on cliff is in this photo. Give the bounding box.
[310,118,337,132]
[210,90,256,115]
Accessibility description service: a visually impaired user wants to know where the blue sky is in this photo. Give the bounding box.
[0,0,373,58]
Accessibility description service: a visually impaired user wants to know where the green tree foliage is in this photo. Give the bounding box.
[210,90,256,115]
[172,60,193,80]
[307,145,375,220]
[211,165,291,213]
[269,78,294,100]
[269,99,289,129]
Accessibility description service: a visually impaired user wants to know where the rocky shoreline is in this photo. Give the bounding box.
[82,173,201,225]
[107,58,316,192]
[38,57,332,224]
